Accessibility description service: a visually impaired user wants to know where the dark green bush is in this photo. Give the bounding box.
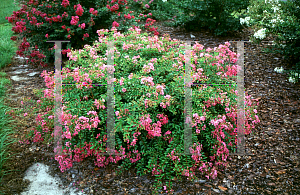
[272,0,300,73]
[166,0,250,36]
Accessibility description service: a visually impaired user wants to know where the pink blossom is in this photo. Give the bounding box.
[70,16,79,25]
[112,21,119,27]
[61,0,70,8]
[75,4,84,16]
[80,23,85,29]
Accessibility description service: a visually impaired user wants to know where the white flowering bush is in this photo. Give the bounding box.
[274,66,300,83]
[253,28,267,40]
[274,67,284,74]
[240,16,251,26]
[240,0,300,84]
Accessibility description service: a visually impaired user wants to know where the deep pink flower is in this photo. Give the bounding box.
[112,21,119,27]
[45,34,49,38]
[61,0,70,8]
[70,16,79,25]
[79,23,85,29]
[62,12,68,18]
[75,4,84,16]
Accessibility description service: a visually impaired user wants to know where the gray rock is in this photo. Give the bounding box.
[129,188,136,193]
[28,72,41,77]
[194,179,206,183]
[11,75,31,81]
[212,188,220,193]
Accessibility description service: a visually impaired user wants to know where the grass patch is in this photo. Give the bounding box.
[0,23,19,70]
[0,0,23,193]
[0,0,21,24]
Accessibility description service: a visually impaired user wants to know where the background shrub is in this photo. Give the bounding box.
[7,0,159,68]
[166,0,251,36]
[244,0,300,81]
[271,0,300,73]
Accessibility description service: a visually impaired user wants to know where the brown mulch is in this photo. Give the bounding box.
[0,18,300,195]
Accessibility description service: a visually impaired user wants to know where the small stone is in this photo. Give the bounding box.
[195,179,206,183]
[212,188,220,193]
[28,72,40,77]
[143,179,150,184]
[129,188,136,193]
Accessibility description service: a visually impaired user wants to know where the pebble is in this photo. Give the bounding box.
[212,188,220,193]
[129,188,136,193]
[194,179,206,183]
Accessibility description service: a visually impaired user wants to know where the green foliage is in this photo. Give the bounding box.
[271,0,300,74]
[0,23,19,70]
[0,0,22,24]
[20,28,260,194]
[165,0,250,36]
[243,0,300,83]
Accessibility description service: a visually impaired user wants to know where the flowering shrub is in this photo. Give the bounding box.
[165,0,250,36]
[6,0,160,68]
[240,0,300,83]
[19,27,260,194]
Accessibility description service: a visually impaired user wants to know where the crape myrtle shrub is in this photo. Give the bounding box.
[167,0,251,36]
[20,27,261,193]
[6,0,159,68]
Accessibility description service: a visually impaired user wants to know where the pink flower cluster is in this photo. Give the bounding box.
[61,0,70,8]
[52,15,62,23]
[70,16,79,25]
[89,8,98,16]
[124,13,134,19]
[74,4,84,16]
[111,21,119,28]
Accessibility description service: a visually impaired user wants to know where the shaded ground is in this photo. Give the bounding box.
[0,19,300,195]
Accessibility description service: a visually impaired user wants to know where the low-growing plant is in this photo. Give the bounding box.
[18,27,260,194]
[6,0,160,68]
